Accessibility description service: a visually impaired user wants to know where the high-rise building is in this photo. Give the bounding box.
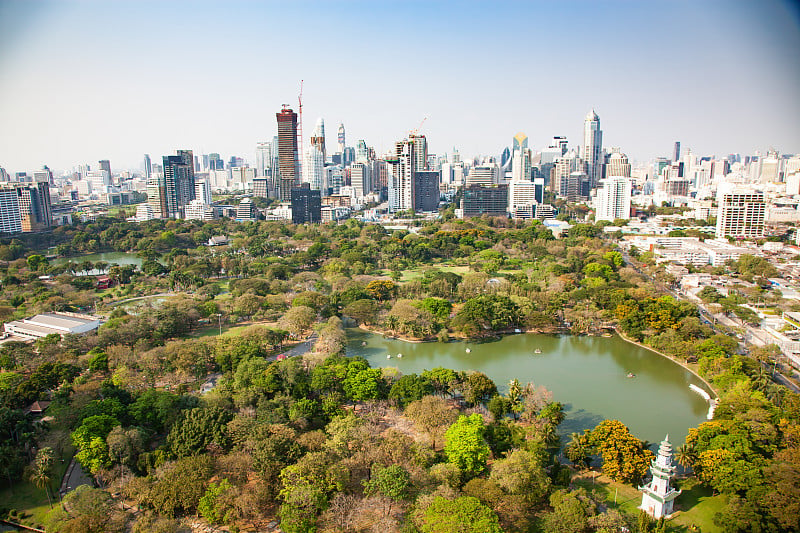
[511,132,532,182]
[413,171,440,212]
[256,141,272,177]
[356,140,369,164]
[673,142,681,162]
[466,162,500,187]
[350,163,370,198]
[595,177,632,222]
[386,134,427,211]
[303,143,325,191]
[143,154,152,179]
[311,118,326,162]
[3,182,51,232]
[461,185,508,218]
[715,183,765,239]
[195,179,212,205]
[509,179,538,215]
[0,187,22,234]
[98,160,111,182]
[236,198,258,221]
[291,184,321,224]
[606,149,632,177]
[759,149,780,183]
[337,122,346,155]
[149,150,195,218]
[552,150,582,197]
[277,106,300,202]
[583,109,603,187]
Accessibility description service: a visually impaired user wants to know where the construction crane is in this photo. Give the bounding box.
[409,116,428,137]
[297,80,304,177]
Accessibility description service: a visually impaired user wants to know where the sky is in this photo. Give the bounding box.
[0,0,799,174]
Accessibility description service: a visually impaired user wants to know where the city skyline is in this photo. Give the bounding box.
[1,0,799,173]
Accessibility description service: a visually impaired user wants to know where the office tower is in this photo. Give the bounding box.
[14,182,51,232]
[552,150,582,197]
[0,168,8,182]
[461,185,508,218]
[144,154,152,179]
[350,163,369,198]
[277,106,300,202]
[208,153,224,171]
[500,147,511,169]
[583,109,603,187]
[256,141,271,177]
[606,149,631,177]
[236,198,258,221]
[509,179,538,217]
[466,162,500,187]
[356,140,369,163]
[711,159,730,179]
[533,177,545,204]
[386,134,427,211]
[0,187,22,233]
[673,142,681,162]
[98,160,111,182]
[511,132,532,182]
[311,118,326,162]
[715,183,765,239]
[337,122,345,155]
[85,170,110,195]
[151,151,195,218]
[291,183,321,224]
[33,167,53,185]
[759,149,780,183]
[253,177,270,199]
[566,171,590,203]
[195,179,212,205]
[413,171,440,212]
[303,142,325,191]
[595,177,632,222]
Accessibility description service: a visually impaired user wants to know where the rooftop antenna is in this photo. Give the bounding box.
[297,80,304,179]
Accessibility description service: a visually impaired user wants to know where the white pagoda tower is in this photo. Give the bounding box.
[639,435,681,518]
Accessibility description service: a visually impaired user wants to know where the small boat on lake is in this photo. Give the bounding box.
[397,353,403,358]
[465,348,471,353]
[387,354,392,359]
[627,372,636,378]
[534,348,542,354]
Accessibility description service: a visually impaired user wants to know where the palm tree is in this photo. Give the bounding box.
[674,444,694,473]
[29,447,54,507]
[565,431,592,469]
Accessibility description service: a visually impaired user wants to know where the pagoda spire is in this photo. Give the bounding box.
[639,435,681,519]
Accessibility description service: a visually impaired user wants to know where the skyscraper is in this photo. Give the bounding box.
[99,160,111,182]
[511,132,531,182]
[143,154,152,179]
[291,183,321,224]
[310,118,326,162]
[148,150,195,219]
[337,122,345,155]
[606,149,631,177]
[386,134,428,212]
[255,141,272,177]
[595,177,632,222]
[277,106,300,202]
[673,142,681,162]
[715,183,765,239]
[583,109,603,188]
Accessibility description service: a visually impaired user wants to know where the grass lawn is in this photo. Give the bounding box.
[0,448,72,529]
[398,264,471,282]
[573,471,724,532]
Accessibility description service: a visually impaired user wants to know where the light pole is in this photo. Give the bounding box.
[217,313,222,336]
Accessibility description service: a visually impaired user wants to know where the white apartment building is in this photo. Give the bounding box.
[715,183,765,239]
[185,199,215,221]
[594,177,632,222]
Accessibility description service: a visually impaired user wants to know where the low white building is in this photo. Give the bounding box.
[4,312,103,340]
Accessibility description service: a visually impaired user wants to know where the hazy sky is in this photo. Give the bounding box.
[1,0,799,174]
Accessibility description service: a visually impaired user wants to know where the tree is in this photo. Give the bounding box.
[342,299,379,325]
[464,371,497,405]
[405,395,458,449]
[365,279,396,301]
[45,485,125,533]
[363,464,411,515]
[489,448,551,503]
[197,478,236,525]
[29,446,55,507]
[590,420,653,484]
[453,294,522,334]
[444,413,490,479]
[541,488,597,533]
[417,496,502,533]
[565,431,592,469]
[71,414,120,473]
[343,367,386,402]
[280,305,316,338]
[167,406,232,458]
[388,373,433,407]
[279,451,348,533]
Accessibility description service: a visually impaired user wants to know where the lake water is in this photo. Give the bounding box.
[346,329,711,445]
[51,252,143,274]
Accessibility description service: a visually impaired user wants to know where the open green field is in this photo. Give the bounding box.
[397,264,471,282]
[573,472,724,532]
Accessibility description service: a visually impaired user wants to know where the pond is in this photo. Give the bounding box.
[346,329,711,445]
[51,251,144,275]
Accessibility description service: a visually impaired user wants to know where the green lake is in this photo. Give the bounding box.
[51,252,144,274]
[346,329,711,445]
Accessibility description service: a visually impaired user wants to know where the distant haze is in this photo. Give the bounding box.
[0,0,798,173]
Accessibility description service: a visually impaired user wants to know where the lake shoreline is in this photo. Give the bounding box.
[613,326,719,400]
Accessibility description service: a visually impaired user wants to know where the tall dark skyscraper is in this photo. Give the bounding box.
[98,159,111,180]
[143,154,152,179]
[152,150,195,218]
[673,141,681,162]
[277,106,299,202]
